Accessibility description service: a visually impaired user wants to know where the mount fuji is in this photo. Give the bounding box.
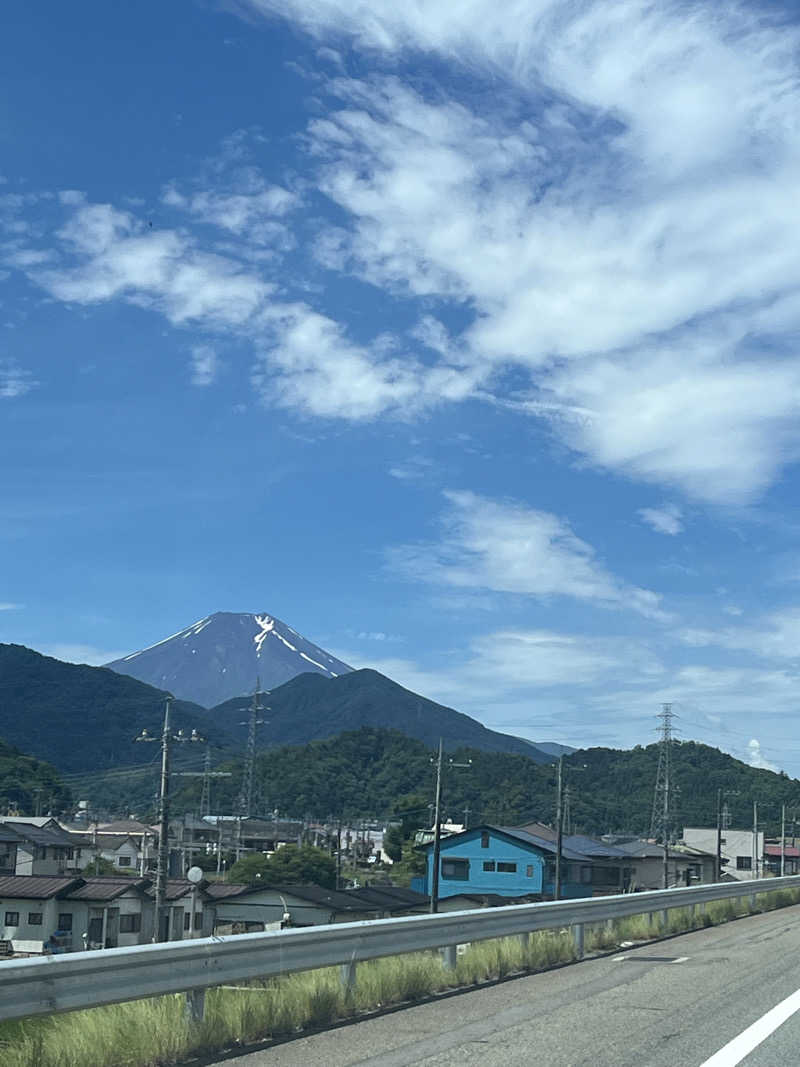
[105,612,353,707]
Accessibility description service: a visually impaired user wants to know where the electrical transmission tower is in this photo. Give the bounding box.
[650,703,677,888]
[238,681,267,819]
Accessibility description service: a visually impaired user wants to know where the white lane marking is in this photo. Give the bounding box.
[612,955,627,961]
[700,987,800,1066]
[673,957,688,964]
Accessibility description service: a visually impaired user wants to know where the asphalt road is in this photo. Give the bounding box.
[213,904,800,1067]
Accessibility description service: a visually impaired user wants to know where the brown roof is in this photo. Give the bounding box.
[66,877,151,901]
[0,875,81,899]
[205,882,252,899]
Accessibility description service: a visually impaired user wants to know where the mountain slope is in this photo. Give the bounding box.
[0,735,71,814]
[210,668,555,761]
[175,728,800,838]
[0,644,231,774]
[105,612,353,707]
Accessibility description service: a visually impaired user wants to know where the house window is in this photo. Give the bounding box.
[119,914,141,933]
[194,912,203,930]
[526,865,534,878]
[497,862,517,873]
[57,913,73,932]
[483,861,496,872]
[580,866,592,883]
[28,912,43,925]
[184,911,192,930]
[481,832,490,849]
[4,912,19,926]
[118,856,132,867]
[736,856,752,870]
[441,858,469,880]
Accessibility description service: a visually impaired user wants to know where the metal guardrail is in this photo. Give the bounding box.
[1,875,798,1023]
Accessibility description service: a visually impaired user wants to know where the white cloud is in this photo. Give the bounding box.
[31,201,272,329]
[0,358,37,398]
[163,176,298,249]
[638,504,683,536]
[0,602,22,610]
[389,489,669,619]
[747,738,778,773]
[679,607,800,662]
[190,345,220,387]
[231,2,800,503]
[253,304,479,419]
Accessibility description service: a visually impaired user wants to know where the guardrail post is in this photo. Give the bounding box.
[339,961,357,993]
[442,945,457,970]
[749,893,757,911]
[661,908,669,930]
[184,988,205,1023]
[572,924,584,959]
[518,932,530,951]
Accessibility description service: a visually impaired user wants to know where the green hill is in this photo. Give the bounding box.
[0,735,70,814]
[0,644,235,774]
[176,728,800,837]
[210,668,554,761]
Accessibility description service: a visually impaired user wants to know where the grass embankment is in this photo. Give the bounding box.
[2,887,798,1067]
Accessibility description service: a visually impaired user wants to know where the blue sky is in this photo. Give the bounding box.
[3,0,800,773]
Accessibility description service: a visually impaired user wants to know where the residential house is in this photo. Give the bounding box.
[207,883,429,932]
[0,875,82,954]
[161,879,216,940]
[414,824,632,901]
[0,818,78,876]
[604,837,717,889]
[683,827,764,880]
[764,844,800,876]
[65,830,148,875]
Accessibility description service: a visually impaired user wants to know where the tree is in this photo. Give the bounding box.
[228,844,337,888]
[86,856,119,876]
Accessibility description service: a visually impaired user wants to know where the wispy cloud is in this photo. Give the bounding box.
[638,504,683,536]
[0,602,23,611]
[231,1,800,504]
[389,489,670,620]
[190,345,220,387]
[0,358,37,398]
[37,643,129,667]
[679,606,800,662]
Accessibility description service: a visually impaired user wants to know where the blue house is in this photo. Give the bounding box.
[413,825,630,901]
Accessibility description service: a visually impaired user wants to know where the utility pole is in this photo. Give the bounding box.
[563,786,572,837]
[650,704,676,889]
[135,699,203,942]
[463,806,471,831]
[781,803,786,877]
[752,800,759,880]
[555,756,564,900]
[429,739,471,914]
[430,740,444,914]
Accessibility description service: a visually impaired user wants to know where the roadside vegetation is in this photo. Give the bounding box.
[2,886,798,1067]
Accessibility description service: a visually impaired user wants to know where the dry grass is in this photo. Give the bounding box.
[2,885,799,1067]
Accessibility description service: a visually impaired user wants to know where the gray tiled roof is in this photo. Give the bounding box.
[66,877,151,901]
[0,875,81,899]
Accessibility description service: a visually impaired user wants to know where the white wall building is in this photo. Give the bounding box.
[683,827,765,880]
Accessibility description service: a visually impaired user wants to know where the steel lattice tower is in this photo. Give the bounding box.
[650,703,677,844]
[238,681,265,819]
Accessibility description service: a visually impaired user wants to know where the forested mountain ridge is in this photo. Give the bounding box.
[175,727,800,837]
[210,668,554,761]
[0,644,234,774]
